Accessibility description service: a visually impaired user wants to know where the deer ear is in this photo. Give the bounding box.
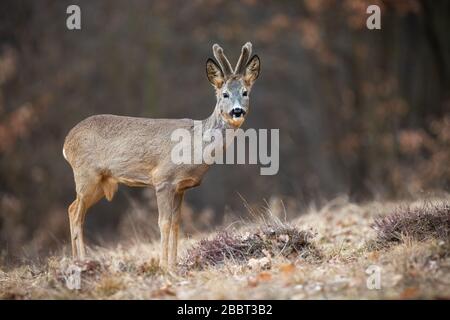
[206,58,225,88]
[244,55,260,86]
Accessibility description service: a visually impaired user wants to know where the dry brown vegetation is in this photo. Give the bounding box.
[1,197,449,300]
[180,225,319,272]
[372,202,450,246]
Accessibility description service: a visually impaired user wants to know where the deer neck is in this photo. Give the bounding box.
[202,105,226,133]
[199,103,239,154]
[202,102,243,132]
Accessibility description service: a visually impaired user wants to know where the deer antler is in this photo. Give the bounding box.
[234,42,252,75]
[212,44,233,78]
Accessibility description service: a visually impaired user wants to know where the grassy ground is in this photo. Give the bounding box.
[0,197,449,299]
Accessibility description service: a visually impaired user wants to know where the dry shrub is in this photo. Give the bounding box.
[372,201,450,247]
[181,224,318,270]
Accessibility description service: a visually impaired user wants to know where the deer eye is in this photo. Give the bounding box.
[242,90,248,97]
[223,92,229,98]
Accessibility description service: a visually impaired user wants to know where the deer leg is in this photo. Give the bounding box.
[72,196,87,260]
[70,180,105,260]
[169,192,184,268]
[155,182,177,270]
[68,199,79,258]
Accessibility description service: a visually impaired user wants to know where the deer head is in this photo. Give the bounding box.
[206,42,261,128]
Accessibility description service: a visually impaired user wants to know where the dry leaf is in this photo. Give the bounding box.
[247,277,259,288]
[400,287,420,299]
[257,271,272,282]
[279,263,296,274]
[153,285,176,297]
[368,251,379,262]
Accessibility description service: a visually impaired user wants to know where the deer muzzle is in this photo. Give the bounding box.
[229,107,246,118]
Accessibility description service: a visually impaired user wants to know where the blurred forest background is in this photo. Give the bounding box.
[0,0,449,261]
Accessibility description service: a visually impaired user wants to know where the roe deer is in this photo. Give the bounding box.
[63,42,260,269]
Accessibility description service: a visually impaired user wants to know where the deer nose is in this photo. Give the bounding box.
[230,108,246,118]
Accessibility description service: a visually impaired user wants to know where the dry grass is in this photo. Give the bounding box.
[372,201,449,246]
[1,197,449,299]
